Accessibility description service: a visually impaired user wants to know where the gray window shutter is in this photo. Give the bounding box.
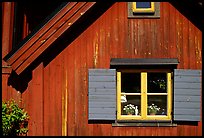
[88,69,116,120]
[174,69,201,121]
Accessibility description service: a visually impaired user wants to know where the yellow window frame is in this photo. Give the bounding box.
[117,69,172,121]
[132,2,155,13]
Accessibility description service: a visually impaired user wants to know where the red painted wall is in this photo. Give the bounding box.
[2,2,202,136]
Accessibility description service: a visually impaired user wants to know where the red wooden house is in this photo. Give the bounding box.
[1,1,203,136]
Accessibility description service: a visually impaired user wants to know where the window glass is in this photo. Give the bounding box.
[121,73,141,93]
[147,95,167,115]
[121,95,141,116]
[117,70,171,121]
[147,73,167,93]
[136,2,151,8]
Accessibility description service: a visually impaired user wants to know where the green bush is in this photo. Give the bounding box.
[2,99,29,136]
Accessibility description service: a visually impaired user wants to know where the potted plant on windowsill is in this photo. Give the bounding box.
[147,103,160,115]
[123,104,136,115]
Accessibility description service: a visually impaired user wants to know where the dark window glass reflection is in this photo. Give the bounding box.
[121,73,141,93]
[147,73,167,93]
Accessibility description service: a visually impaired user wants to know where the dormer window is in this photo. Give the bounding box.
[132,2,155,13]
[128,2,160,18]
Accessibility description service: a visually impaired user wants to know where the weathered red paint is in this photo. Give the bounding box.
[2,2,202,136]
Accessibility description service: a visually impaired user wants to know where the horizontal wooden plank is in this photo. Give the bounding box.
[174,69,201,76]
[89,107,115,114]
[89,82,116,89]
[89,95,116,100]
[174,76,201,83]
[174,115,200,121]
[88,114,116,120]
[89,102,116,108]
[89,88,116,94]
[89,105,116,108]
[89,75,116,82]
[174,82,201,89]
[174,102,200,109]
[89,69,116,76]
[174,109,200,115]
[173,89,200,95]
[89,97,116,102]
[174,95,201,102]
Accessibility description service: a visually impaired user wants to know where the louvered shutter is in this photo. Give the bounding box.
[174,69,201,121]
[88,69,116,120]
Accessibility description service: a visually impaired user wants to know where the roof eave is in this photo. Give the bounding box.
[4,2,96,75]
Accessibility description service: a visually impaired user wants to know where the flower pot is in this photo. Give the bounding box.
[127,113,133,115]
[150,113,156,115]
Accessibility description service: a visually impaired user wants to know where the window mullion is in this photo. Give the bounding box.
[141,72,147,119]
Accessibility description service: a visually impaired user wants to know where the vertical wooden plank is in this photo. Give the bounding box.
[79,31,88,136]
[55,54,63,135]
[43,62,50,135]
[104,5,111,67]
[23,14,29,39]
[194,27,202,69]
[85,19,94,136]
[62,46,68,136]
[137,19,145,58]
[49,59,56,135]
[150,18,156,58]
[131,19,137,58]
[93,20,99,68]
[75,36,81,135]
[110,3,119,58]
[31,63,44,135]
[2,75,9,100]
[182,14,189,69]
[98,11,104,68]
[145,19,152,58]
[118,2,127,58]
[169,2,177,58]
[20,81,31,135]
[175,7,182,68]
[163,2,170,58]
[68,44,76,136]
[159,2,164,58]
[66,47,71,136]
[188,21,196,69]
[2,2,14,66]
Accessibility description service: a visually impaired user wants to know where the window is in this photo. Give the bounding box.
[128,2,160,18]
[117,69,172,121]
[132,2,155,13]
[88,58,201,125]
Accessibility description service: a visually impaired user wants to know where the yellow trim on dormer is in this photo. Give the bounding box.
[132,2,155,13]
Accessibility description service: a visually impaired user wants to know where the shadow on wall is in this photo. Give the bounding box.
[170,1,203,31]
[7,70,32,93]
[6,2,115,94]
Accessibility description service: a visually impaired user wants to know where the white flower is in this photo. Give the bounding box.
[147,103,160,114]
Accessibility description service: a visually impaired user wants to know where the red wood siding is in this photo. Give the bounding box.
[2,2,202,136]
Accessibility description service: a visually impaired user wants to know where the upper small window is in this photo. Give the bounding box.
[128,2,160,18]
[132,2,155,13]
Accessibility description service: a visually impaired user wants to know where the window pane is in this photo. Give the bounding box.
[136,2,151,8]
[147,95,167,115]
[147,73,167,93]
[121,95,141,116]
[121,73,141,93]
